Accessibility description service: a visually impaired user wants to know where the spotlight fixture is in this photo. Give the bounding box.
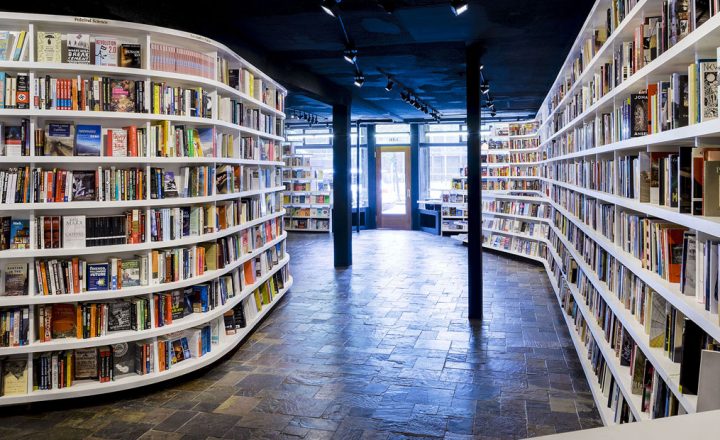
[385,77,394,91]
[343,47,358,64]
[450,0,469,16]
[354,73,365,87]
[480,81,490,94]
[479,64,484,71]
[378,0,396,13]
[321,0,341,17]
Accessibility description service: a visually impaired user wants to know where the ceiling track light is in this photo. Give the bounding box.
[385,77,394,91]
[378,0,396,13]
[321,0,341,17]
[450,0,469,16]
[343,47,358,64]
[354,73,365,87]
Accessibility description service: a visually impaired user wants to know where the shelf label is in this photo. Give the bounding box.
[74,17,110,25]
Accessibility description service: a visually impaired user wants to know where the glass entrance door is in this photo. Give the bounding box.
[376,147,411,229]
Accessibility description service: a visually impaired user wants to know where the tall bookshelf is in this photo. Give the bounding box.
[0,12,292,404]
[479,0,720,426]
[441,176,468,234]
[282,145,333,233]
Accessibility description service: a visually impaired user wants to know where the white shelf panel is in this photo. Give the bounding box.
[482,211,552,223]
[481,243,546,263]
[546,217,698,414]
[286,228,330,232]
[0,256,290,355]
[0,232,288,307]
[0,186,286,212]
[482,175,541,180]
[482,228,549,244]
[0,276,293,406]
[0,210,285,259]
[0,156,284,166]
[484,162,542,168]
[482,147,542,154]
[0,109,284,142]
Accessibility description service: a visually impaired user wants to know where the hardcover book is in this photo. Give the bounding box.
[65,34,91,64]
[112,342,136,377]
[2,358,28,395]
[71,171,97,201]
[3,262,27,296]
[163,171,179,198]
[679,318,704,395]
[44,122,75,157]
[109,79,135,112]
[74,124,102,156]
[703,161,720,216]
[36,32,61,63]
[107,302,132,332]
[121,259,141,287]
[94,37,118,66]
[87,263,109,291]
[681,232,697,296]
[9,220,29,249]
[74,347,98,379]
[119,44,142,68]
[51,303,77,339]
[700,59,718,122]
[3,125,22,157]
[62,215,86,249]
[108,129,128,157]
[697,349,720,411]
[630,93,648,137]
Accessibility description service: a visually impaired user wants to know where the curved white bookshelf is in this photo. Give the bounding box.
[0,12,291,405]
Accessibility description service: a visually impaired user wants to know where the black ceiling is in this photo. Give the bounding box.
[2,0,594,121]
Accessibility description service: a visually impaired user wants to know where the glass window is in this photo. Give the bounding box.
[376,123,410,145]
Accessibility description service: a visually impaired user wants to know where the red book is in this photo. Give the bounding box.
[105,129,113,156]
[124,125,138,157]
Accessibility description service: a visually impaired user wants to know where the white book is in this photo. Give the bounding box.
[697,349,720,412]
[62,215,86,249]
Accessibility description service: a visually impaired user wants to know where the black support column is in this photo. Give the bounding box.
[410,124,420,230]
[466,43,483,320]
[333,103,352,267]
[366,124,378,229]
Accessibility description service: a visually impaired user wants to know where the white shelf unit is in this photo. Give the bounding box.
[0,12,291,405]
[479,0,720,427]
[282,149,333,233]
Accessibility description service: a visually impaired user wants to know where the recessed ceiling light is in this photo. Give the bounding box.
[450,0,468,16]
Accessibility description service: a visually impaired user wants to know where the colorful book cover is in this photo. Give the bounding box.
[87,263,109,291]
[109,79,135,112]
[3,262,27,296]
[71,171,97,201]
[121,259,141,287]
[197,127,215,157]
[163,171,178,198]
[74,124,102,156]
[94,37,118,66]
[0,31,9,60]
[44,122,75,156]
[65,33,90,64]
[50,304,77,338]
[3,125,23,156]
[36,32,61,63]
[9,220,29,249]
[119,44,142,68]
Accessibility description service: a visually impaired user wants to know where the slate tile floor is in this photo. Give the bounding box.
[0,230,602,439]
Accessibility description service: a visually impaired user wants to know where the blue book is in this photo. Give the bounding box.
[193,284,209,312]
[87,263,109,291]
[9,220,29,249]
[74,124,102,156]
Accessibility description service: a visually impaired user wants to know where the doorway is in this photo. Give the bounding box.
[376,146,411,229]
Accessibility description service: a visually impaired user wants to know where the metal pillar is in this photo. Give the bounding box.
[333,103,352,267]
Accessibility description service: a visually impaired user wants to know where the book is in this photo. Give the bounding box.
[679,318,704,395]
[51,304,77,339]
[3,125,22,156]
[74,124,102,156]
[2,358,28,395]
[697,349,720,411]
[36,32,61,63]
[9,220,29,249]
[121,259,141,287]
[44,122,75,156]
[197,127,215,157]
[699,59,718,122]
[631,347,647,395]
[0,32,10,60]
[74,347,98,379]
[163,171,179,198]
[3,262,27,296]
[109,79,135,112]
[107,129,128,157]
[681,232,697,296]
[679,146,693,213]
[62,215,86,249]
[112,342,136,377]
[87,263,109,291]
[94,37,118,66]
[630,93,648,137]
[71,171,97,201]
[65,34,91,64]
[119,44,142,68]
[107,302,133,332]
[703,161,720,216]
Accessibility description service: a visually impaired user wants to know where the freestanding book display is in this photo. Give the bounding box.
[0,12,292,405]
